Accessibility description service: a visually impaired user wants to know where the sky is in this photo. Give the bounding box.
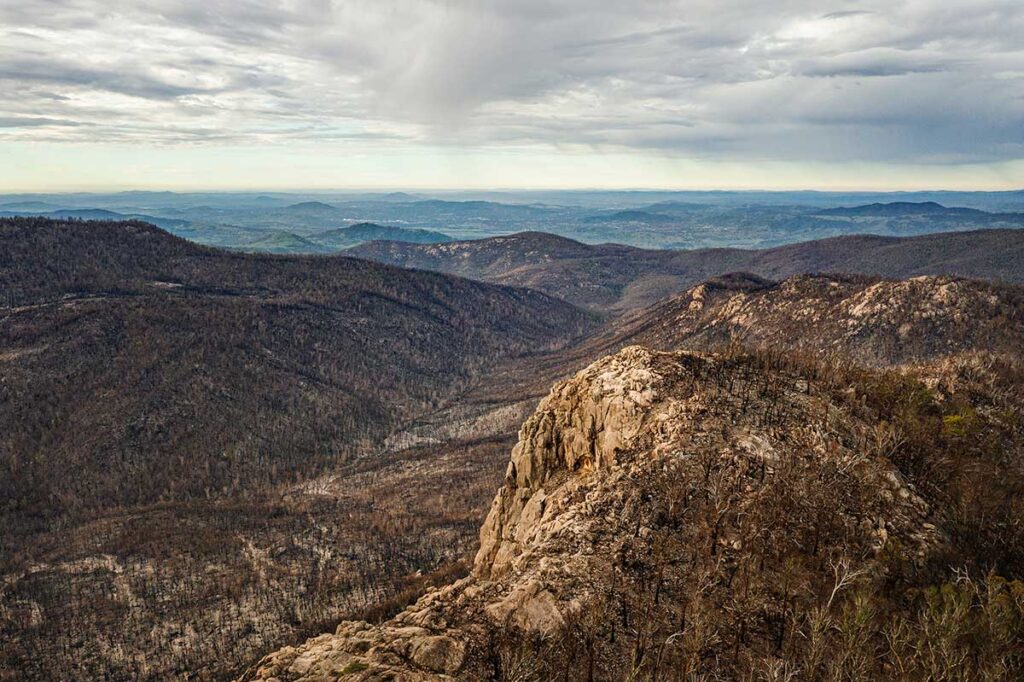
[1,0,1023,191]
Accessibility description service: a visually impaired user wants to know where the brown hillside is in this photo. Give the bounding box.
[346,229,1024,313]
[0,218,594,681]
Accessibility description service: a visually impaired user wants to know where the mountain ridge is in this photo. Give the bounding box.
[311,222,452,249]
[346,228,1024,313]
[817,201,988,217]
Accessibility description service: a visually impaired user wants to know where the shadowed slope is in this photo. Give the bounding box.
[0,217,597,680]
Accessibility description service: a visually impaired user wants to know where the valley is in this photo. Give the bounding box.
[0,217,591,680]
[2,216,1023,680]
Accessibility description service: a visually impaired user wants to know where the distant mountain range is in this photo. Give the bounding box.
[3,195,1024,250]
[816,201,987,217]
[571,200,1024,248]
[0,207,188,229]
[237,222,452,253]
[3,189,1024,210]
[0,203,454,253]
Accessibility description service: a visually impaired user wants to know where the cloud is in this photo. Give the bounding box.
[0,58,218,99]
[796,48,958,78]
[0,116,86,128]
[0,0,1022,165]
[821,11,874,20]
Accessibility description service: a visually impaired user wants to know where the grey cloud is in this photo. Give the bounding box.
[0,60,215,99]
[796,49,959,78]
[0,0,1021,164]
[822,11,874,20]
[0,116,86,128]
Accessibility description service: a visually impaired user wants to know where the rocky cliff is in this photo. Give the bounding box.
[243,344,966,680]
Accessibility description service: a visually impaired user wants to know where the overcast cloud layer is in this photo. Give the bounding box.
[1,1,1023,187]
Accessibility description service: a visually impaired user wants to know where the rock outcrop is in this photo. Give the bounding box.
[242,345,940,681]
[475,346,664,580]
[587,274,1024,367]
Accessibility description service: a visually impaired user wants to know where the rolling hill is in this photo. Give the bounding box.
[239,230,333,253]
[813,201,1020,219]
[232,223,452,253]
[283,201,336,212]
[309,222,452,249]
[0,217,593,520]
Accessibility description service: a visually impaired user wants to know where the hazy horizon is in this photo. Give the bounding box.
[3,186,1024,199]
